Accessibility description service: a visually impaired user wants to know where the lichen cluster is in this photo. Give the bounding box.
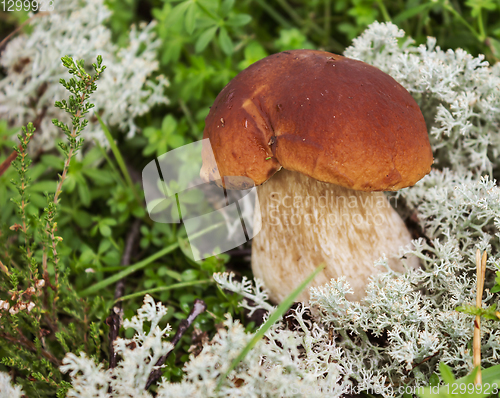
[0,0,169,150]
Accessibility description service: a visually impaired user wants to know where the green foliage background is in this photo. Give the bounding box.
[2,0,500,396]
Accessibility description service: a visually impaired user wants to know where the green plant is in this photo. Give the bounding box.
[418,363,500,398]
[0,55,106,397]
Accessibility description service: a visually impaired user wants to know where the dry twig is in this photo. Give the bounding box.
[473,249,487,385]
[145,298,207,389]
[0,108,47,178]
[107,218,141,369]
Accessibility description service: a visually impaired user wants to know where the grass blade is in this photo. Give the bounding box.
[96,114,142,206]
[79,222,227,297]
[79,242,179,297]
[116,279,213,302]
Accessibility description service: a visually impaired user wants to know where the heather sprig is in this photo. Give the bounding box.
[10,123,37,278]
[0,56,106,398]
[41,55,106,288]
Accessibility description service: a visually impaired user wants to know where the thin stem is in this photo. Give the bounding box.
[179,99,198,135]
[324,0,331,47]
[1,331,61,367]
[276,0,305,28]
[19,134,32,260]
[375,0,391,22]
[79,222,224,297]
[0,12,50,51]
[41,72,94,287]
[473,249,487,385]
[145,299,207,389]
[253,0,293,29]
[117,279,213,303]
[444,4,481,42]
[108,218,141,369]
[96,114,142,207]
[0,259,9,276]
[477,8,486,42]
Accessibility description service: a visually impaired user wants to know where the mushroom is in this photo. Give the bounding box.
[201,50,433,302]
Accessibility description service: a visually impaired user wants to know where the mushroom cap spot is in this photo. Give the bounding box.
[201,49,433,191]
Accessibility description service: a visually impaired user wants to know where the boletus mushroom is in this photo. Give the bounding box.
[201,49,433,303]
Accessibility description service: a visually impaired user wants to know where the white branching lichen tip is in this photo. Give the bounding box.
[0,371,24,398]
[213,272,275,315]
[0,0,169,151]
[60,294,173,397]
[156,313,350,398]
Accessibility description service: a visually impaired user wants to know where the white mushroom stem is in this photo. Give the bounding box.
[252,168,418,303]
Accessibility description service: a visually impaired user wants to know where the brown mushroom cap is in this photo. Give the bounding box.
[201,49,433,191]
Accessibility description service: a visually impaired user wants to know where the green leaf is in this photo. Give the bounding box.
[72,209,93,228]
[420,366,500,398]
[99,224,112,237]
[77,176,91,207]
[226,13,251,27]
[220,0,234,17]
[117,280,212,302]
[456,303,499,320]
[439,362,456,385]
[41,154,64,169]
[98,239,112,253]
[178,235,198,261]
[393,3,435,24]
[96,114,141,206]
[487,37,500,58]
[491,284,500,293]
[195,26,218,53]
[465,0,496,17]
[218,26,233,55]
[79,242,179,297]
[166,0,192,26]
[158,266,182,281]
[429,372,440,387]
[185,3,197,35]
[215,263,326,392]
[82,168,115,186]
[161,114,177,135]
[181,269,200,281]
[30,180,57,193]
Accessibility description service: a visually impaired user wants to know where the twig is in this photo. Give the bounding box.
[145,299,207,389]
[107,218,141,369]
[411,350,441,370]
[473,249,487,385]
[0,331,61,367]
[0,12,50,52]
[0,108,47,178]
[0,259,9,276]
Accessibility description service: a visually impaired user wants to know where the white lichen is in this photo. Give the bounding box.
[60,294,173,397]
[0,372,24,398]
[0,0,169,151]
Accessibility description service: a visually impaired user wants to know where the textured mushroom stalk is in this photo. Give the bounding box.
[252,169,418,303]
